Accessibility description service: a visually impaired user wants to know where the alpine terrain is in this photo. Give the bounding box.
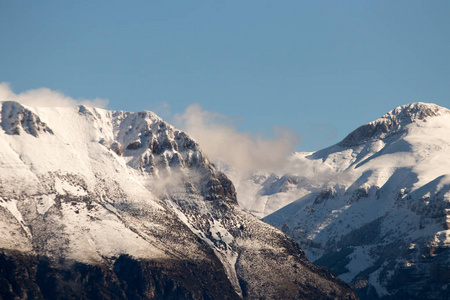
[238,103,450,299]
[0,101,356,299]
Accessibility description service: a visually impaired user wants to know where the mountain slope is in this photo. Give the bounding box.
[241,103,450,299]
[0,101,356,299]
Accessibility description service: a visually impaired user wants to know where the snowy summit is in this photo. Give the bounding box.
[238,102,450,299]
[0,101,355,299]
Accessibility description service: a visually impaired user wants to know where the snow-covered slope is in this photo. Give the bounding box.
[241,103,450,299]
[0,101,355,299]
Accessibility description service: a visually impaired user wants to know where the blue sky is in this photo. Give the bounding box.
[1,1,449,151]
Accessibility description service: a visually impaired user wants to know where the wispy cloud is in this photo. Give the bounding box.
[0,82,108,108]
[174,104,300,174]
[0,83,299,174]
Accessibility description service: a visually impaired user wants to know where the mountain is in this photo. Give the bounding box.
[0,101,356,299]
[239,103,450,299]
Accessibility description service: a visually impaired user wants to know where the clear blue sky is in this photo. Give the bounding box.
[1,1,449,151]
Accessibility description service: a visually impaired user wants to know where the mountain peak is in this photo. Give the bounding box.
[387,102,448,120]
[339,102,450,147]
[0,101,54,137]
[0,101,357,299]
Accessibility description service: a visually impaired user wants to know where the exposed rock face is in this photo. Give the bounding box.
[1,101,53,136]
[339,102,450,147]
[0,101,356,300]
[236,103,450,299]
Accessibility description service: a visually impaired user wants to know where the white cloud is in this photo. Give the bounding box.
[174,104,300,174]
[0,82,108,108]
[0,82,299,174]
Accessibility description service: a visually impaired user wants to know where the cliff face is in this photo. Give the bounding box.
[0,101,356,299]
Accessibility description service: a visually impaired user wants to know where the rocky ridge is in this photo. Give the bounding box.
[237,103,450,299]
[0,101,356,299]
[339,102,450,147]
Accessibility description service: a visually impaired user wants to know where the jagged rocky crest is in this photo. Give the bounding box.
[339,102,450,147]
[1,101,53,136]
[238,102,450,299]
[100,109,204,173]
[0,101,356,299]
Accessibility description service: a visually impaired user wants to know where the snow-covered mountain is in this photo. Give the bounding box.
[239,102,450,299]
[0,101,356,299]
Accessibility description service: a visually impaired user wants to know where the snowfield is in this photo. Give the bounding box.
[237,102,450,299]
[0,101,355,299]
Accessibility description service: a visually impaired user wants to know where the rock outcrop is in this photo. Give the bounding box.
[0,101,356,299]
[237,103,450,299]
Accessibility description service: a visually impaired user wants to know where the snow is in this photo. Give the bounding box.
[339,246,374,282]
[210,219,234,244]
[164,198,242,296]
[245,103,450,220]
[434,230,450,248]
[35,194,55,215]
[0,198,32,238]
[59,200,167,264]
[233,102,450,296]
[54,178,87,196]
[0,100,358,299]
[368,265,391,298]
[0,102,187,263]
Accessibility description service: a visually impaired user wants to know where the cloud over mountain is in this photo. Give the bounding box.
[174,104,300,174]
[0,82,108,108]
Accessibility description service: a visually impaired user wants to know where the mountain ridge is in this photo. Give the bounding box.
[338,102,450,147]
[236,102,450,299]
[0,101,356,299]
